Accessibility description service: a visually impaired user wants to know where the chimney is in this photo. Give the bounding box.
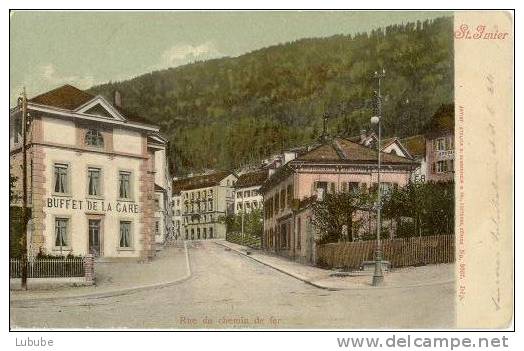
[114,90,122,108]
[360,129,367,143]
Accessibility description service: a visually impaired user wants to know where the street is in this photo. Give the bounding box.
[10,241,455,329]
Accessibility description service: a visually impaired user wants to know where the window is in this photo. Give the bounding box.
[434,138,446,151]
[329,182,336,194]
[437,160,448,173]
[87,168,101,196]
[253,201,258,208]
[155,220,160,236]
[280,189,286,210]
[191,229,194,240]
[237,192,242,199]
[349,182,360,193]
[185,229,189,240]
[85,129,104,147]
[118,171,132,199]
[208,200,213,211]
[287,184,293,206]
[246,202,251,209]
[203,228,207,239]
[119,221,132,248]
[342,182,348,193]
[54,163,69,194]
[197,228,201,239]
[209,227,213,239]
[251,190,258,197]
[280,224,287,248]
[449,159,454,172]
[244,190,250,198]
[54,218,69,248]
[237,203,242,211]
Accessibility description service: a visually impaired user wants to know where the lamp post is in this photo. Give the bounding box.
[370,68,385,287]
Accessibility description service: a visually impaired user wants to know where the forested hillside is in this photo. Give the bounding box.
[89,16,453,175]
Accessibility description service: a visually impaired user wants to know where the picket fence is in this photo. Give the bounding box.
[9,257,85,278]
[316,234,455,270]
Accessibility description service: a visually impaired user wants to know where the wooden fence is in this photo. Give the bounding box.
[9,257,85,278]
[316,235,455,270]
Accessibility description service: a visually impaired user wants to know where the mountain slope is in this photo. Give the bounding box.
[89,16,453,175]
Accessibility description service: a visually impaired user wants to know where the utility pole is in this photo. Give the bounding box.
[20,87,29,290]
[370,69,386,287]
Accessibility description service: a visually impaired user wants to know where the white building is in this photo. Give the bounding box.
[400,134,428,182]
[153,145,173,247]
[234,169,268,215]
[9,84,169,261]
[171,191,183,241]
[172,171,237,240]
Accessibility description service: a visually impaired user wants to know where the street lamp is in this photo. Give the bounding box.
[370,68,385,287]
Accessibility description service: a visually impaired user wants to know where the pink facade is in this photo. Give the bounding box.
[426,132,455,182]
[261,138,416,264]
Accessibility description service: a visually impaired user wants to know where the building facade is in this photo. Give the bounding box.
[171,191,183,241]
[260,137,417,264]
[233,169,268,215]
[401,134,428,183]
[172,171,237,240]
[425,104,455,182]
[9,84,168,261]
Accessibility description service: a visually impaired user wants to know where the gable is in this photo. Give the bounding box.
[84,104,114,118]
[74,96,126,121]
[383,142,409,158]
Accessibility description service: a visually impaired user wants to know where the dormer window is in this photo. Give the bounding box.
[85,129,104,147]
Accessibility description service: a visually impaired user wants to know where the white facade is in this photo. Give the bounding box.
[174,173,237,240]
[171,193,183,240]
[234,186,263,214]
[9,85,168,261]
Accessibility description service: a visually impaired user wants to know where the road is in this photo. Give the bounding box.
[10,241,455,329]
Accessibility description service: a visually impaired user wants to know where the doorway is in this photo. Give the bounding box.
[88,219,101,257]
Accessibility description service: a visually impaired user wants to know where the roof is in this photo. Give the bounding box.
[260,137,417,194]
[172,171,233,194]
[28,84,154,126]
[296,137,415,164]
[154,183,166,192]
[401,135,426,157]
[30,84,94,110]
[235,169,269,188]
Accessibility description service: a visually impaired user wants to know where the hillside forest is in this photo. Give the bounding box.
[89,16,454,175]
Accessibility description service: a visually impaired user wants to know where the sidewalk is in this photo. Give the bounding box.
[215,240,454,290]
[10,242,191,303]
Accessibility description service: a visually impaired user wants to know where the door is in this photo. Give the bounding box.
[88,219,101,257]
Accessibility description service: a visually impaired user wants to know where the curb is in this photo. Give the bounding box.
[214,241,333,290]
[10,241,192,305]
[215,241,454,291]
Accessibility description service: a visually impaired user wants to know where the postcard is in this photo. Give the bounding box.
[8,10,514,330]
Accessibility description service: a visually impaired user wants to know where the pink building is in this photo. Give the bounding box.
[425,104,455,182]
[259,137,417,264]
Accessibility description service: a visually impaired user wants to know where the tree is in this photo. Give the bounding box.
[311,189,372,244]
[382,181,454,237]
[221,208,263,237]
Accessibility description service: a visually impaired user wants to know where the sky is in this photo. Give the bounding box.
[10,10,451,105]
